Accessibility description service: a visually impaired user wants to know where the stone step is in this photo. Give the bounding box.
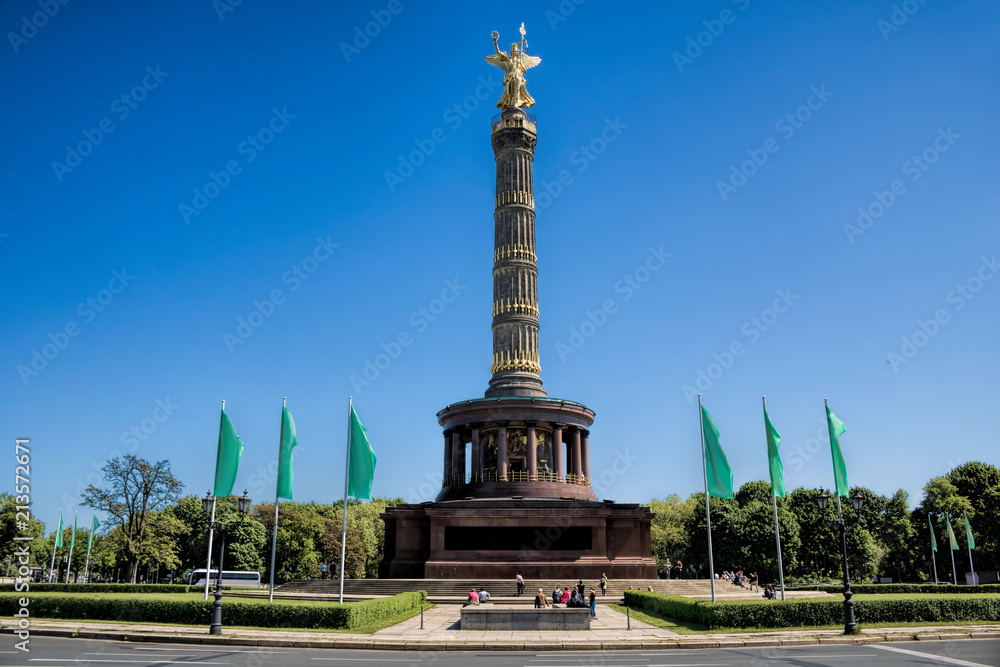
[276,578,717,599]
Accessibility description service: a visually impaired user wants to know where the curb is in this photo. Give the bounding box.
[5,627,1000,651]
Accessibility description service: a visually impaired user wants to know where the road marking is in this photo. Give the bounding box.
[127,647,289,653]
[29,660,231,665]
[310,659,416,662]
[869,644,993,666]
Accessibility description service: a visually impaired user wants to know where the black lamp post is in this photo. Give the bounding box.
[816,488,864,635]
[202,490,252,635]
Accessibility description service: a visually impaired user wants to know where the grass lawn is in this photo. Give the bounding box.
[1,592,432,634]
[612,593,1000,635]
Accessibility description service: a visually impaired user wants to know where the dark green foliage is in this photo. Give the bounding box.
[0,583,197,594]
[0,591,426,630]
[802,584,1000,595]
[623,590,1000,629]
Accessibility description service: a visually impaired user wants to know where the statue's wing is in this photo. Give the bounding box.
[484,53,506,67]
[518,54,542,70]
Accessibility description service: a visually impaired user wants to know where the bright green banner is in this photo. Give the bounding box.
[701,405,734,499]
[214,409,245,497]
[88,516,101,550]
[825,406,850,497]
[276,407,298,500]
[348,405,377,500]
[54,512,63,548]
[928,514,937,552]
[764,407,785,498]
[964,514,975,549]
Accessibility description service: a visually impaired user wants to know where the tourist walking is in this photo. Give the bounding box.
[600,572,607,597]
[515,572,524,597]
[589,588,597,619]
[576,579,586,596]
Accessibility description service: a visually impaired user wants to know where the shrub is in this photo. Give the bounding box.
[623,590,1000,629]
[0,591,426,630]
[802,584,1000,595]
[0,584,199,594]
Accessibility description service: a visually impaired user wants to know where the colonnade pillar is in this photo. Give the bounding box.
[526,421,537,481]
[581,429,590,482]
[497,422,508,481]
[470,424,482,482]
[552,423,564,482]
[452,429,465,485]
[570,426,583,480]
[443,430,453,485]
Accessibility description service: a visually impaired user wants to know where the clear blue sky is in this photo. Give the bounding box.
[4,1,998,532]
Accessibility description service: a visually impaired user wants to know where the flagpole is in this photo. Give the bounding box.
[965,515,976,585]
[268,397,286,603]
[66,512,77,583]
[697,394,716,602]
[82,546,91,585]
[48,514,60,583]
[82,516,96,585]
[339,396,353,605]
[763,396,786,601]
[204,399,224,599]
[947,514,958,585]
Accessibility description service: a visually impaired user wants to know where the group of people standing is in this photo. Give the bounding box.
[663,559,692,579]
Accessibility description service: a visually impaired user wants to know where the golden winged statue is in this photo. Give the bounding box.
[485,24,541,109]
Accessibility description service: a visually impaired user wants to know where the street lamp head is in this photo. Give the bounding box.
[816,489,830,511]
[850,491,864,512]
[201,492,214,515]
[237,490,252,515]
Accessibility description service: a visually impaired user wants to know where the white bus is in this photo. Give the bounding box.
[186,569,261,588]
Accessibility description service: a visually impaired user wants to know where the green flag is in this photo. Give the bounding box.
[928,514,937,552]
[825,406,850,497]
[947,518,959,551]
[276,406,298,500]
[69,513,78,551]
[214,409,245,497]
[88,516,101,550]
[764,407,785,498]
[53,512,63,548]
[700,405,734,499]
[347,404,377,499]
[964,514,975,549]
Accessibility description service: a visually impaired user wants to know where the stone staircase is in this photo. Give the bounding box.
[272,578,716,603]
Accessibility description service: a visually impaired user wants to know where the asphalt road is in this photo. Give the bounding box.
[1,638,999,666]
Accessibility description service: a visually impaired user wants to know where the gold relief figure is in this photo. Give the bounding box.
[485,24,541,109]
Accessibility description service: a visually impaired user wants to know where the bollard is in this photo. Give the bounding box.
[420,604,424,629]
[626,605,630,631]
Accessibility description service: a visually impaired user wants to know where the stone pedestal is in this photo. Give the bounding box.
[380,497,657,580]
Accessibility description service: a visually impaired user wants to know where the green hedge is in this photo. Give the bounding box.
[802,584,1000,595]
[623,590,1000,629]
[0,591,426,630]
[0,584,199,594]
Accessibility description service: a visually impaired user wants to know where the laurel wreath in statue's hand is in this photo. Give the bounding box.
[491,31,500,41]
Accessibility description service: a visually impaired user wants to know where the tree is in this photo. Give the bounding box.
[879,489,919,581]
[648,494,698,576]
[0,494,46,574]
[81,455,184,583]
[943,462,1000,572]
[253,502,325,583]
[318,519,365,579]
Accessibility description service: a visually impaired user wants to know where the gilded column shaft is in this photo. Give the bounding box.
[486,108,546,398]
